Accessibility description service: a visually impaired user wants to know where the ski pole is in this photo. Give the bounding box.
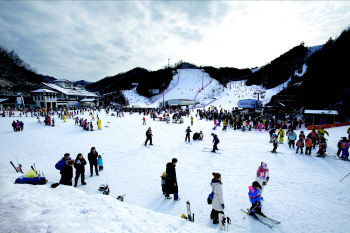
[243,205,258,219]
[340,172,350,182]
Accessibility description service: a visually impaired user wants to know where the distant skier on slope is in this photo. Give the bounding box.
[145,127,153,146]
[211,133,220,152]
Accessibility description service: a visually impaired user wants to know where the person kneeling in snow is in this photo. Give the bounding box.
[55,153,75,186]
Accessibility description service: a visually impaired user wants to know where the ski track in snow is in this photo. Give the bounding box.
[1,112,350,233]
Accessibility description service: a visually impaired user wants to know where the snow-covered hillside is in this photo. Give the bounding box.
[1,111,350,233]
[122,69,285,109]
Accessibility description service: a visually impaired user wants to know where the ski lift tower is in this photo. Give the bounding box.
[253,90,266,101]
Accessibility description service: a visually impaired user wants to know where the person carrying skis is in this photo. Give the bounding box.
[74,153,87,187]
[296,136,304,154]
[185,126,192,143]
[248,181,265,217]
[287,129,297,149]
[164,158,181,201]
[305,136,312,155]
[211,133,220,152]
[256,162,269,199]
[88,147,99,177]
[307,129,319,149]
[210,172,224,224]
[277,128,285,143]
[55,153,75,186]
[145,127,153,146]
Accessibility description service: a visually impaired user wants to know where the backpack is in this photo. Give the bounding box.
[207,186,215,205]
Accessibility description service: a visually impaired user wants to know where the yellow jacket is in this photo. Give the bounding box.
[317,129,329,136]
[278,129,285,137]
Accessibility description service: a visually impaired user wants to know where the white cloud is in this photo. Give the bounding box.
[0,1,349,82]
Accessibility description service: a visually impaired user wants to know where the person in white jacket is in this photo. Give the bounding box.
[256,162,270,200]
[210,172,224,224]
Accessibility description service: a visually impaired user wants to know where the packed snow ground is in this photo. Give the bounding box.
[1,111,350,233]
[122,69,284,109]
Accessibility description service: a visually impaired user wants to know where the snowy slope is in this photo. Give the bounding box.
[122,69,284,109]
[1,112,350,233]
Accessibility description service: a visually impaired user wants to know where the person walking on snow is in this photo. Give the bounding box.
[185,126,192,143]
[296,136,305,154]
[145,127,153,146]
[256,162,269,200]
[142,117,146,125]
[97,118,102,130]
[305,136,312,155]
[210,172,225,224]
[74,153,87,187]
[248,181,265,217]
[88,147,99,177]
[190,116,194,126]
[164,158,181,201]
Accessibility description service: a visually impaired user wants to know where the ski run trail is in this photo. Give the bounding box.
[1,109,350,233]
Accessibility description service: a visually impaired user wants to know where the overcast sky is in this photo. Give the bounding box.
[1,1,349,82]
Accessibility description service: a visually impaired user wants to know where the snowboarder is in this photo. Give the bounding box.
[248,181,265,217]
[211,133,220,152]
[256,162,269,200]
[145,127,153,146]
[164,158,180,201]
[210,172,224,224]
[88,147,99,177]
[296,137,305,154]
[185,126,192,143]
[55,153,75,186]
[74,153,87,187]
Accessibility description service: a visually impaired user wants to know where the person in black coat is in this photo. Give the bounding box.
[164,158,181,201]
[145,127,153,146]
[185,126,192,143]
[88,147,99,177]
[12,121,16,131]
[74,153,87,187]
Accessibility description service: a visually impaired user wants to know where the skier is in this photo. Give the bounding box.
[269,129,276,142]
[210,172,224,224]
[337,137,348,157]
[142,117,146,125]
[307,129,319,149]
[55,153,75,186]
[299,131,305,141]
[296,136,304,154]
[164,158,181,201]
[316,138,327,157]
[248,181,265,217]
[317,127,329,138]
[271,137,278,153]
[185,126,192,143]
[145,127,153,146]
[74,153,87,187]
[222,120,227,131]
[287,129,297,149]
[191,116,194,126]
[211,133,220,152]
[305,136,312,155]
[339,138,350,159]
[88,147,99,177]
[277,128,285,143]
[256,162,269,200]
[97,154,103,171]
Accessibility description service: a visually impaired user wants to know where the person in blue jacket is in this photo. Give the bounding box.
[97,154,103,171]
[287,129,297,149]
[248,181,265,217]
[211,133,220,152]
[55,153,75,186]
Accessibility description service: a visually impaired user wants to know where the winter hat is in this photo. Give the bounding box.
[212,172,221,180]
[261,162,268,170]
[252,181,261,189]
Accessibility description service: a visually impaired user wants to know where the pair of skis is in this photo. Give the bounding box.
[10,159,23,174]
[31,163,44,177]
[241,209,281,228]
[184,201,194,222]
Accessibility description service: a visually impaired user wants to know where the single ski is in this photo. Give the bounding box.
[241,209,273,228]
[186,201,194,222]
[16,158,24,174]
[10,161,19,173]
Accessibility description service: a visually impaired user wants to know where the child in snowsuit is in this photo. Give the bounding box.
[296,137,304,154]
[161,171,166,194]
[97,155,103,171]
[142,117,146,125]
[299,131,305,141]
[199,131,204,140]
[248,181,265,217]
[256,162,269,199]
[307,129,319,149]
[277,128,284,143]
[272,137,278,153]
[287,130,297,149]
[339,139,350,159]
[317,138,327,157]
[305,137,312,155]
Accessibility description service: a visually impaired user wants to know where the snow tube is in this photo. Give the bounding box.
[15,175,47,185]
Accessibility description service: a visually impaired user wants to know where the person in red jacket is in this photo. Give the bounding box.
[296,137,305,154]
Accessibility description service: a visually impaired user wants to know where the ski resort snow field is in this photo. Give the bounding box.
[1,112,350,233]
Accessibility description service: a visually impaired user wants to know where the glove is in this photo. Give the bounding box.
[222,204,225,209]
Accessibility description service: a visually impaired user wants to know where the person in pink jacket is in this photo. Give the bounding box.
[258,122,263,131]
[256,162,270,200]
